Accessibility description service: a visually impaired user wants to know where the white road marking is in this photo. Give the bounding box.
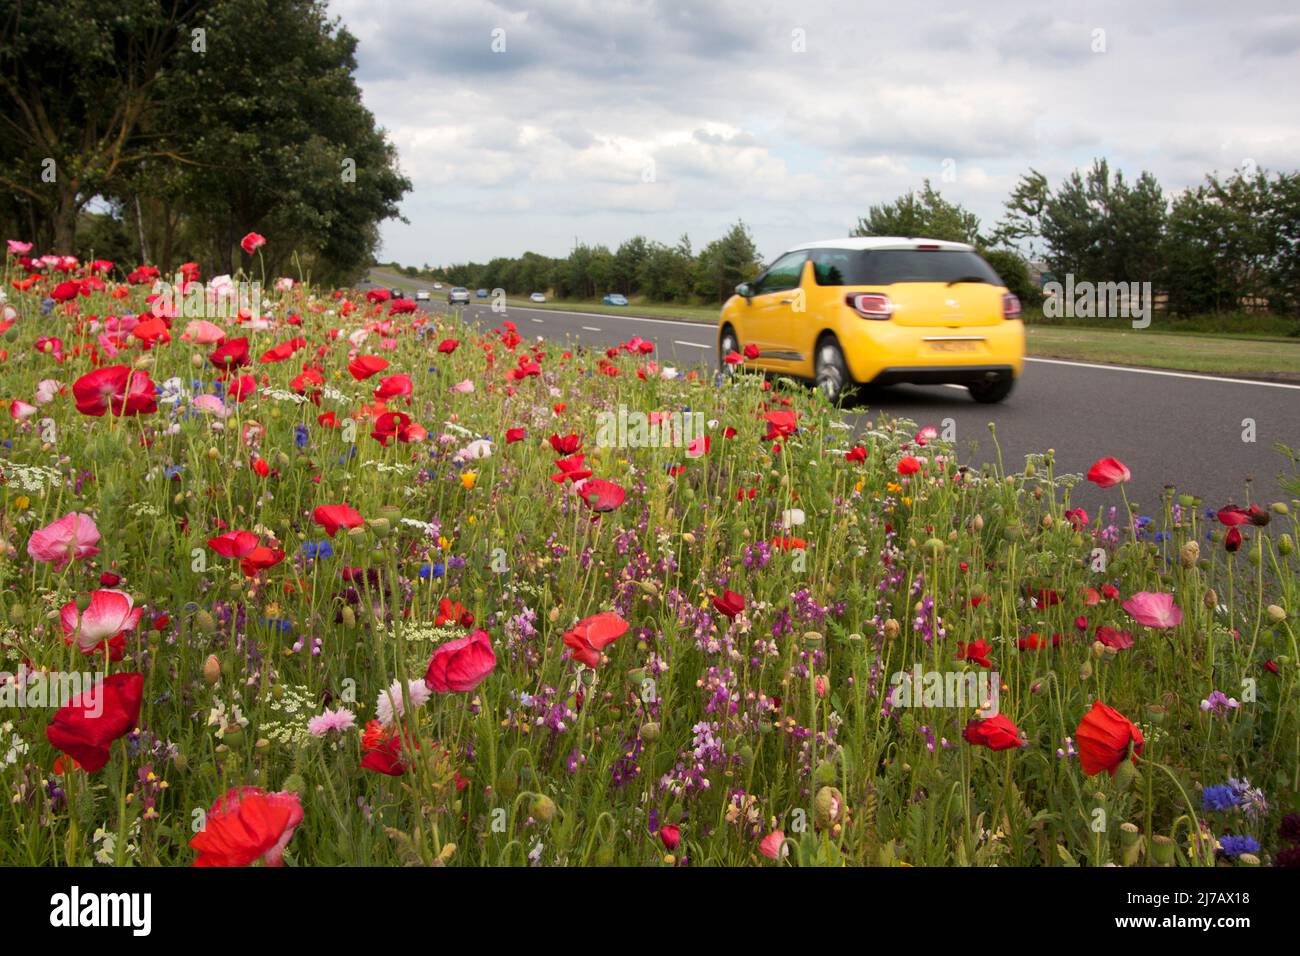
[531,318,544,324]
[581,325,602,332]
[674,340,710,349]
[1023,356,1299,390]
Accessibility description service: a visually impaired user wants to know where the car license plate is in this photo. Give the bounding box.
[929,340,978,353]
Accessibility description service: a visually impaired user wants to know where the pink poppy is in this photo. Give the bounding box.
[424,629,497,692]
[28,512,101,567]
[240,232,267,254]
[180,320,227,345]
[60,589,143,656]
[1122,591,1182,629]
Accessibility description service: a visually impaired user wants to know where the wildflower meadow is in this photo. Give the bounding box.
[0,242,1297,869]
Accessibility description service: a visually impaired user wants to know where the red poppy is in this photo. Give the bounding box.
[1086,457,1131,489]
[72,365,158,417]
[239,545,285,577]
[434,597,475,629]
[240,232,267,254]
[762,410,797,440]
[723,351,744,365]
[505,427,526,444]
[958,639,993,668]
[550,454,592,484]
[562,612,628,668]
[1064,507,1089,531]
[1216,506,1251,526]
[348,355,389,380]
[425,629,497,692]
[743,343,761,360]
[578,478,626,512]
[227,375,257,402]
[437,339,460,354]
[659,824,681,850]
[360,720,409,775]
[1076,701,1144,776]
[712,590,745,619]
[190,787,303,867]
[370,411,426,445]
[1094,626,1134,650]
[897,456,921,476]
[209,337,250,372]
[844,446,866,463]
[549,432,583,455]
[259,338,306,363]
[208,530,259,558]
[313,504,364,537]
[45,672,143,773]
[373,373,412,401]
[1225,527,1243,552]
[962,714,1026,751]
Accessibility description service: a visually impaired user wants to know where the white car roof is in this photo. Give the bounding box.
[786,236,974,253]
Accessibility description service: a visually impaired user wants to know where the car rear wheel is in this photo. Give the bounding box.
[814,337,850,403]
[719,326,740,374]
[967,378,1015,403]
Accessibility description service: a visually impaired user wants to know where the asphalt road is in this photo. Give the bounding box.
[391,286,1299,512]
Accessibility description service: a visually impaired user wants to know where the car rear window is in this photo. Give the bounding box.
[811,249,1001,286]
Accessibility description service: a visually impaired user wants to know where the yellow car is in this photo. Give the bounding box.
[717,238,1025,403]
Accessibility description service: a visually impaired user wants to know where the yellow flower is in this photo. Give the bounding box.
[460,471,477,490]
[14,496,29,511]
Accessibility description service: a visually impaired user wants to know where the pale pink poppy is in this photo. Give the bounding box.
[759,830,786,860]
[60,589,143,653]
[6,240,32,256]
[192,394,230,417]
[450,379,475,394]
[180,320,227,345]
[9,399,36,421]
[27,512,101,567]
[1122,591,1183,629]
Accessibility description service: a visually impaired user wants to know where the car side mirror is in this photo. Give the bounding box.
[736,282,753,302]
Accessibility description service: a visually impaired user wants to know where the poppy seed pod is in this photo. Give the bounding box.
[1203,589,1218,609]
[203,654,221,685]
[1149,834,1175,866]
[1180,540,1200,567]
[883,618,900,640]
[1267,605,1287,623]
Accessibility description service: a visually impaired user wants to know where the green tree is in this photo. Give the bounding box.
[695,222,760,302]
[853,180,981,244]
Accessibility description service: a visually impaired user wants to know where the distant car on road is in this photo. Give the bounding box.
[433,283,443,290]
[529,292,546,303]
[415,289,430,301]
[448,287,471,305]
[602,293,628,307]
[476,289,489,298]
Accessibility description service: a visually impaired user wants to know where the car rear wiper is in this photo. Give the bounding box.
[946,276,990,286]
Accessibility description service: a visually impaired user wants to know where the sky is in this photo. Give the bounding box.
[327,0,1300,268]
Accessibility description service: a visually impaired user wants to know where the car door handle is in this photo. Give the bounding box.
[779,298,794,304]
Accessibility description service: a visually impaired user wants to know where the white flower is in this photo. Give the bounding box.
[781,508,806,529]
[376,678,431,726]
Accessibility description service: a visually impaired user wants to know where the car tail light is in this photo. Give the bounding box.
[1002,293,1021,319]
[915,244,941,250]
[846,293,892,319]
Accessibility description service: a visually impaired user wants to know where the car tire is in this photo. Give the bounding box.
[719,325,740,374]
[967,378,1015,404]
[814,336,851,404]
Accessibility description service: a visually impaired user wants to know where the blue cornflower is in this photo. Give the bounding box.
[1218,835,1259,857]
[294,424,309,448]
[1202,785,1240,812]
[302,540,334,560]
[418,562,446,580]
[164,465,184,480]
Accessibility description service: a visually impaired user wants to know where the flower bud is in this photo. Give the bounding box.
[814,786,844,828]
[203,654,221,685]
[883,618,900,640]
[1180,540,1200,567]
[1203,589,1218,609]
[529,793,556,823]
[1267,605,1287,623]
[640,721,660,741]
[1280,533,1294,556]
